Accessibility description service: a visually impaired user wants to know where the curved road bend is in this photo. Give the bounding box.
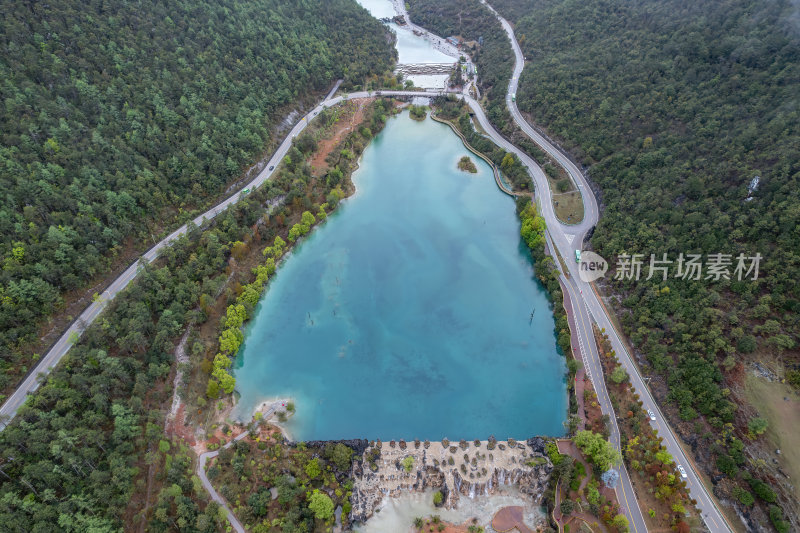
[478,2,734,531]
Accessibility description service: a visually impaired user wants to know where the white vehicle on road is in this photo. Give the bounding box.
[647,409,656,421]
[678,465,688,478]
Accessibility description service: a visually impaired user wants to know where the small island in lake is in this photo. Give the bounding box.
[458,155,478,173]
[409,104,428,121]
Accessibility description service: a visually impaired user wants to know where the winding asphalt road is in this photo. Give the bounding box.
[198,429,249,533]
[477,2,735,531]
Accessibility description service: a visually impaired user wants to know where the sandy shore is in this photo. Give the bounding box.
[251,397,295,440]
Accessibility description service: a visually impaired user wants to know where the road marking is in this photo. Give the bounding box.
[566,283,593,384]
[567,281,642,533]
[583,300,594,321]
[565,234,575,244]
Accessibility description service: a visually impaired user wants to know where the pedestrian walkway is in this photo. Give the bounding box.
[491,506,535,533]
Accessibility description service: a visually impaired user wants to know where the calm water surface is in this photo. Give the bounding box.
[232,113,566,440]
[355,0,396,19]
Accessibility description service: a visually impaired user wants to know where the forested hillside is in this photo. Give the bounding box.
[0,0,394,396]
[0,183,265,531]
[0,92,396,529]
[490,0,799,529]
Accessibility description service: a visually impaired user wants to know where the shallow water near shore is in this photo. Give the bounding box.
[232,112,566,440]
[355,0,395,19]
[353,487,547,532]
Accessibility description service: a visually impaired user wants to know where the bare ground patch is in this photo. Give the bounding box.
[743,373,800,502]
[309,98,373,175]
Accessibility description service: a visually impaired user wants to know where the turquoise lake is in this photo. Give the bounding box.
[232,112,567,440]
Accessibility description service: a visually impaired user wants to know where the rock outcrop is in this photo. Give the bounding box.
[350,438,553,524]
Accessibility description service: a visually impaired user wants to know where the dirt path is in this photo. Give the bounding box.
[196,400,289,533]
[137,328,193,532]
[310,98,372,174]
[165,329,191,428]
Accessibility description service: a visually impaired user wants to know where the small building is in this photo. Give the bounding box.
[446,36,461,48]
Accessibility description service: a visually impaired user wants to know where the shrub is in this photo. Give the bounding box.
[560,499,574,515]
[612,513,629,532]
[737,335,757,353]
[610,365,629,384]
[327,443,353,471]
[587,483,600,505]
[305,458,321,480]
[732,486,754,506]
[769,505,790,533]
[308,490,334,521]
[747,417,768,437]
[750,478,777,503]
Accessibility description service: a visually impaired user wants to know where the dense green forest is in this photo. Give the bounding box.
[0,196,251,531]
[0,94,396,530]
[0,149,344,531]
[205,438,359,532]
[490,0,799,529]
[0,0,394,396]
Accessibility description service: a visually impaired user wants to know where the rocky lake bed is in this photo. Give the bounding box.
[349,436,553,528]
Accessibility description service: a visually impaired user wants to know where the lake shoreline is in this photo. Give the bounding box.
[231,106,567,441]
